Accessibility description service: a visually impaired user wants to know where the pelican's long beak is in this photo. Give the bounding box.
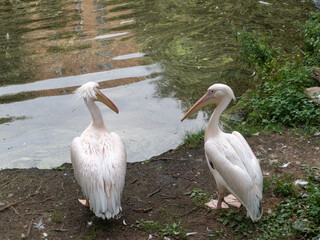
[181,91,212,122]
[96,89,119,114]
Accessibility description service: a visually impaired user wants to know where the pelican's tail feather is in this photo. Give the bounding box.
[246,187,263,222]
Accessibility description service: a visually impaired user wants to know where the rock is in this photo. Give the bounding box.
[306,87,320,104]
[268,153,278,159]
[268,159,279,165]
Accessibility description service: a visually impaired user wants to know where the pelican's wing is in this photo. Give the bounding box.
[205,139,262,221]
[231,131,263,192]
[70,133,126,219]
[70,137,88,190]
[109,131,127,202]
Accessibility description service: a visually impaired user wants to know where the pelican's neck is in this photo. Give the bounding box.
[84,98,106,129]
[205,97,231,140]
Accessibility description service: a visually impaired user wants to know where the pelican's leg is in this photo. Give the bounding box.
[217,193,225,209]
[224,194,241,208]
[205,192,229,209]
[78,199,90,207]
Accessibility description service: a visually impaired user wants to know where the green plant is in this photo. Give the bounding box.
[273,178,296,197]
[234,30,278,76]
[235,15,320,134]
[181,129,205,148]
[300,12,320,66]
[50,212,62,223]
[185,188,210,207]
[213,167,320,239]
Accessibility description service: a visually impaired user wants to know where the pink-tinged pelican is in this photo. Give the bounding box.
[71,82,126,219]
[181,83,263,222]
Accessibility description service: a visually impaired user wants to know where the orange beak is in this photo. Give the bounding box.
[181,91,213,122]
[96,89,119,114]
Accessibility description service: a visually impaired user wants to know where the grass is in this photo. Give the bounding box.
[135,220,188,239]
[210,166,320,240]
[50,212,62,223]
[184,188,211,207]
[234,12,320,135]
[181,129,205,148]
[0,116,29,124]
[47,43,92,53]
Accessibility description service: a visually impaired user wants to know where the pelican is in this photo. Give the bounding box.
[181,83,263,222]
[71,82,126,219]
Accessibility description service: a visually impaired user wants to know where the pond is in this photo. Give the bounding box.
[0,0,317,168]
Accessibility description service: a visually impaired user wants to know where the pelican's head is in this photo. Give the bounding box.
[75,82,119,113]
[181,83,236,121]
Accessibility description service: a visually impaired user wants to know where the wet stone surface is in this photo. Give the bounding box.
[98,63,113,70]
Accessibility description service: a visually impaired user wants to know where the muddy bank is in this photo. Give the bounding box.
[0,131,319,239]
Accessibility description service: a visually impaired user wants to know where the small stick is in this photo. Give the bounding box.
[180,206,200,217]
[131,178,138,184]
[51,228,68,232]
[11,206,20,216]
[0,200,22,212]
[160,194,177,199]
[27,219,34,236]
[133,207,153,213]
[1,176,18,188]
[0,182,42,212]
[148,187,162,198]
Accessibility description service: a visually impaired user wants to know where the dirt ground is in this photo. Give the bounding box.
[0,131,319,239]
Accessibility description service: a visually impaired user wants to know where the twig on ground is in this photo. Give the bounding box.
[180,206,201,217]
[51,228,68,232]
[133,207,153,213]
[160,194,177,199]
[1,176,18,188]
[131,178,138,184]
[0,181,43,212]
[11,206,20,216]
[27,219,34,237]
[0,200,22,212]
[148,187,162,198]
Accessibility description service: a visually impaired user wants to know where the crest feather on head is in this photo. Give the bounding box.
[74,82,99,100]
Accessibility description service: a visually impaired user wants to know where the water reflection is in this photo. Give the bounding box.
[112,52,144,60]
[93,32,129,40]
[0,0,83,86]
[0,0,317,169]
[132,0,316,111]
[0,78,206,169]
[0,64,161,96]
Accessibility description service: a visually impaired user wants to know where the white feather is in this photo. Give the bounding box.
[74,82,99,100]
[182,83,263,222]
[71,82,126,219]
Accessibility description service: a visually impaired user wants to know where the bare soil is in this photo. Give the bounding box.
[0,131,319,239]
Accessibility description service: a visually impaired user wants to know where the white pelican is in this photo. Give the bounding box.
[181,83,263,222]
[71,82,126,219]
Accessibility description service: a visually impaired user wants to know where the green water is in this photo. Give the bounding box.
[0,0,317,106]
[0,0,82,86]
[128,0,316,111]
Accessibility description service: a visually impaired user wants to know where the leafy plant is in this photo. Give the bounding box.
[185,188,210,207]
[300,12,320,66]
[235,12,320,134]
[273,178,296,197]
[212,167,320,239]
[181,129,205,148]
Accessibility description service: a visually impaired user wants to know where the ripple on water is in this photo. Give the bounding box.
[0,77,206,169]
